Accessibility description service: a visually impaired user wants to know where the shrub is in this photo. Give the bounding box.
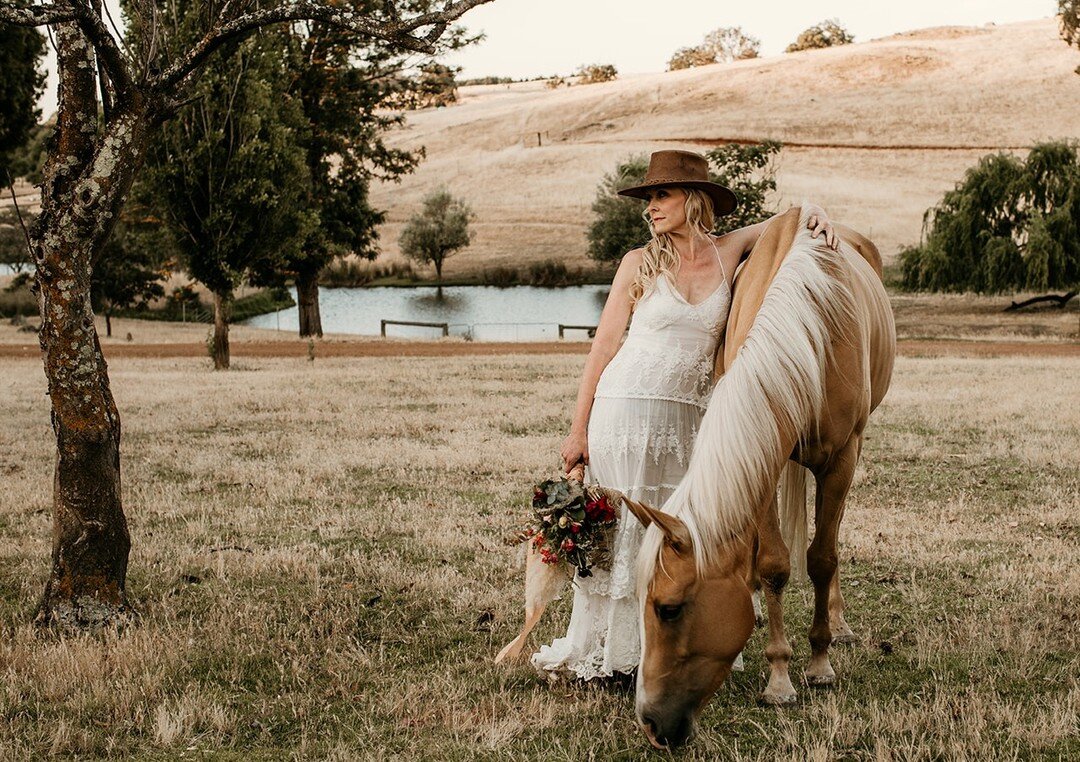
[527,260,572,287]
[667,27,760,70]
[574,64,617,84]
[786,19,854,53]
[481,266,521,287]
[899,141,1080,293]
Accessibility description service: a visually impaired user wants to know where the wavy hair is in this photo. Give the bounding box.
[629,188,716,306]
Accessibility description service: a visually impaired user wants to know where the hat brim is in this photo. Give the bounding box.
[617,180,738,217]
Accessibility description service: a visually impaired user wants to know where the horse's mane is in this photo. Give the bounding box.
[638,207,858,585]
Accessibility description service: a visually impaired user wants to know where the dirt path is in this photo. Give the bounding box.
[1,339,1077,360]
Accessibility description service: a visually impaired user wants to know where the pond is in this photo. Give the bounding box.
[243,285,611,341]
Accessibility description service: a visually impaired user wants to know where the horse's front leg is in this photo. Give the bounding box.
[805,437,861,685]
[755,495,797,705]
[828,567,858,644]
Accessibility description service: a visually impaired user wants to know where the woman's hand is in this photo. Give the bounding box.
[806,206,840,251]
[560,430,589,474]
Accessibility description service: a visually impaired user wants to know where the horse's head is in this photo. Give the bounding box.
[627,499,755,750]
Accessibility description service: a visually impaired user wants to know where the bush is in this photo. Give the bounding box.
[667,27,760,70]
[574,64,617,84]
[786,19,854,53]
[0,281,35,318]
[321,259,416,287]
[587,141,782,262]
[480,266,521,287]
[899,141,1080,293]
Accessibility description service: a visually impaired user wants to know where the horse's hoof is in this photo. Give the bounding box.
[805,672,836,687]
[831,632,859,645]
[759,690,798,706]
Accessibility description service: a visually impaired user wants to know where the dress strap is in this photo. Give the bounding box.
[707,235,728,289]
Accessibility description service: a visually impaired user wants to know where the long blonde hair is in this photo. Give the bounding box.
[629,188,717,306]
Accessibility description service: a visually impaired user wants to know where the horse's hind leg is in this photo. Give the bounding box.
[806,438,860,686]
[756,495,797,705]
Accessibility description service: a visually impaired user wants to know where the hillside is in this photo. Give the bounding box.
[370,19,1080,277]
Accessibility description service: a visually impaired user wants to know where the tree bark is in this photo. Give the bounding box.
[296,268,323,338]
[30,22,154,627]
[212,290,232,370]
[1004,292,1077,311]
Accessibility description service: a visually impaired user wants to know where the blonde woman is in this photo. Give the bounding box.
[532,150,837,681]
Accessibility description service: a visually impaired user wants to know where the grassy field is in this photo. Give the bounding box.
[0,352,1077,759]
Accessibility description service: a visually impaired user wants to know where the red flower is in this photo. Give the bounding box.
[541,549,559,565]
[570,522,581,534]
[532,534,545,548]
[561,538,575,552]
[585,496,616,523]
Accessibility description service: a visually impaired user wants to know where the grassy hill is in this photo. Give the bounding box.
[370,19,1080,279]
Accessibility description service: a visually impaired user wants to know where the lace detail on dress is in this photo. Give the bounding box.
[588,415,699,466]
[594,276,728,409]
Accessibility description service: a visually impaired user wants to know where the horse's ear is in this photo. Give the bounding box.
[624,498,691,551]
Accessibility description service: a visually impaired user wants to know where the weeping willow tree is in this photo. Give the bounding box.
[899,141,1080,293]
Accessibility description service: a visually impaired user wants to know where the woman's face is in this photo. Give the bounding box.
[645,186,688,235]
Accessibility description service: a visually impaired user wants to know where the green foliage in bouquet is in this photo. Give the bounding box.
[526,478,618,578]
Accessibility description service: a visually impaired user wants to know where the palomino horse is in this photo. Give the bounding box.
[630,205,895,748]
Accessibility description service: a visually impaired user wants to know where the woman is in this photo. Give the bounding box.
[531,149,837,681]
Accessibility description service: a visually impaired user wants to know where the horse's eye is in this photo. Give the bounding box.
[656,603,683,622]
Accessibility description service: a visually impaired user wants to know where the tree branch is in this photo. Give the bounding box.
[0,2,76,26]
[153,0,493,92]
[67,0,137,100]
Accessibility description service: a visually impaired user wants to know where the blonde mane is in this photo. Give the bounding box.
[638,206,858,586]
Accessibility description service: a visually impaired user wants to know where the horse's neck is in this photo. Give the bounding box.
[722,208,802,369]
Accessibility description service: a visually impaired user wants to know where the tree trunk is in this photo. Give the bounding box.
[105,312,112,338]
[296,269,323,338]
[31,23,155,626]
[212,290,232,370]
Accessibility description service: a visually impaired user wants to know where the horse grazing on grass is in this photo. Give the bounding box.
[628,204,896,749]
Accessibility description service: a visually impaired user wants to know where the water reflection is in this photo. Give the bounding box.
[245,284,611,342]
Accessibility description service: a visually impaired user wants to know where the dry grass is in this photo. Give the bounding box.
[0,351,1077,759]
[369,19,1080,277]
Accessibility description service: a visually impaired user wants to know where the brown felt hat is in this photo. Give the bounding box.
[617,149,738,216]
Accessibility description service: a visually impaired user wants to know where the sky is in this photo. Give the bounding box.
[36,0,1057,116]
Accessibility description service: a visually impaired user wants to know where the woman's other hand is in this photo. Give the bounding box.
[561,430,588,474]
[806,206,840,251]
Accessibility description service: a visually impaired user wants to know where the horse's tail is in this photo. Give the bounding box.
[778,460,809,581]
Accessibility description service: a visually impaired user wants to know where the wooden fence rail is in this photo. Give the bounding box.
[381,319,449,337]
[558,324,597,339]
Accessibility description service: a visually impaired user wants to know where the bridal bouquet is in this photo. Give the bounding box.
[525,477,619,577]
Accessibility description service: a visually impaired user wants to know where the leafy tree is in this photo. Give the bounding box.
[587,155,650,262]
[399,188,473,284]
[588,141,782,262]
[705,140,782,231]
[575,63,618,84]
[0,206,33,274]
[0,0,489,629]
[0,18,45,178]
[1061,1,1080,73]
[142,29,315,369]
[91,209,170,338]
[274,8,470,338]
[667,27,760,71]
[899,141,1080,293]
[786,19,854,53]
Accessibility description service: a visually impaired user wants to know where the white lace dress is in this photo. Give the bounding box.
[532,270,730,680]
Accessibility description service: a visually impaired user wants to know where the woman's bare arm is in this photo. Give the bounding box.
[723,202,838,255]
[559,249,641,472]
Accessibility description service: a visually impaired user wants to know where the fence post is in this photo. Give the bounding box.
[381,319,387,337]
